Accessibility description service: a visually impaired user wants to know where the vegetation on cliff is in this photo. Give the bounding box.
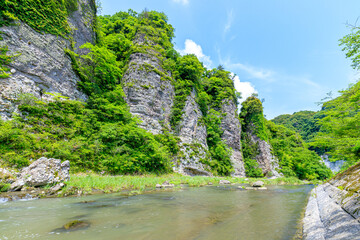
[0,8,238,176]
[0,0,89,37]
[269,25,360,172]
[308,81,360,168]
[273,80,360,171]
[240,96,331,180]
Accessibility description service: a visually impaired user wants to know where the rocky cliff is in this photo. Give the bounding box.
[220,99,245,177]
[122,34,214,176]
[176,89,211,176]
[122,35,174,135]
[0,0,96,120]
[303,162,360,239]
[248,132,281,177]
[240,96,281,177]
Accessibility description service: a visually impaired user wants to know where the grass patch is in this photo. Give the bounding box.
[65,173,312,194]
[0,183,10,192]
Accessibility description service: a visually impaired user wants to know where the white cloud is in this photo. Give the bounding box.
[302,78,321,88]
[172,0,189,5]
[224,9,234,34]
[232,74,258,104]
[178,39,213,68]
[228,62,275,82]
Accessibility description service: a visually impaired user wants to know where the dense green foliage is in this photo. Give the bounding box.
[201,109,233,175]
[266,121,332,180]
[340,26,360,70]
[170,54,204,128]
[240,96,331,180]
[241,134,263,178]
[0,0,83,37]
[0,35,14,78]
[240,96,268,141]
[239,96,267,177]
[272,111,320,142]
[308,81,360,168]
[270,27,360,171]
[198,67,241,176]
[0,92,173,174]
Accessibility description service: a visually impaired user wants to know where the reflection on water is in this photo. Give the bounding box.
[0,185,312,240]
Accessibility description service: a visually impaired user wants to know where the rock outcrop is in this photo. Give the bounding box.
[321,154,345,173]
[0,0,96,120]
[122,37,174,134]
[248,133,282,177]
[220,100,246,177]
[10,157,70,191]
[303,162,360,240]
[176,89,211,176]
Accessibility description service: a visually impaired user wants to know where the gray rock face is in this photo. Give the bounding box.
[321,154,345,173]
[176,89,211,176]
[0,0,96,120]
[10,157,70,191]
[122,50,174,134]
[248,133,282,177]
[67,0,97,53]
[303,185,360,240]
[303,162,360,240]
[220,100,245,177]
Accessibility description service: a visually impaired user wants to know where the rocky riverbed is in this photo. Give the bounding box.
[303,162,360,240]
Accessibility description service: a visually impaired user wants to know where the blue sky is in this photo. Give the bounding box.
[100,0,360,119]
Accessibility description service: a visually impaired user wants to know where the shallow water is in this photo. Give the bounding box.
[0,185,312,240]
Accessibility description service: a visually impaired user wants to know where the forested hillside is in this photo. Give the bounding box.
[240,96,331,180]
[271,26,360,171]
[272,111,320,142]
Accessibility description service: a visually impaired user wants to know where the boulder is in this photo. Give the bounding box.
[245,187,267,190]
[251,181,265,187]
[10,157,70,191]
[156,181,174,189]
[219,180,231,184]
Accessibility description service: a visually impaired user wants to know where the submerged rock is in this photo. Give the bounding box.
[52,220,90,233]
[10,157,70,191]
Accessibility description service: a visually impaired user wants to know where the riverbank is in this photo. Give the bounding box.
[63,173,309,193]
[302,161,360,240]
[0,173,315,201]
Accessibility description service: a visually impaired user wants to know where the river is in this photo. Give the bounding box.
[0,185,312,240]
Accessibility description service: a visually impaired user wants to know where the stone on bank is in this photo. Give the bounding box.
[10,157,70,191]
